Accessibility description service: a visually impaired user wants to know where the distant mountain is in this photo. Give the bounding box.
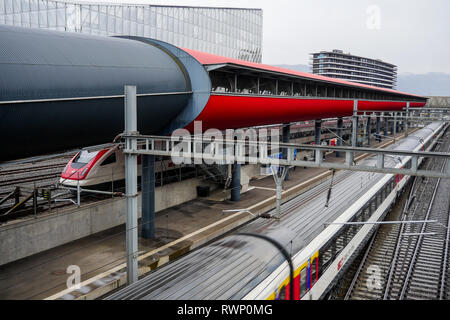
[397,72,450,96]
[274,65,450,97]
[274,64,311,73]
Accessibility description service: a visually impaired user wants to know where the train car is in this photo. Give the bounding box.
[106,121,444,301]
[59,146,178,188]
[245,122,444,300]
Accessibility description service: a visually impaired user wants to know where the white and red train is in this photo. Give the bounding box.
[59,146,178,187]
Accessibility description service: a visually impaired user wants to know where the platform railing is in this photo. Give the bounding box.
[122,129,450,179]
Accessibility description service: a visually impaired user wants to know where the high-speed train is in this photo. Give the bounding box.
[106,122,445,300]
[59,146,179,187]
[0,25,426,162]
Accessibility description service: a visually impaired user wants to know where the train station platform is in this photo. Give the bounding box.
[0,133,412,300]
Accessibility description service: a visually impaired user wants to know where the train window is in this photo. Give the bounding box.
[101,152,117,166]
[72,150,99,169]
[259,77,276,95]
[210,71,235,93]
[74,150,98,164]
[311,258,318,286]
[236,75,258,94]
[299,267,308,298]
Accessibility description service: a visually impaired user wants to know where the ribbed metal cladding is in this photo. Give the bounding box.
[0,25,192,161]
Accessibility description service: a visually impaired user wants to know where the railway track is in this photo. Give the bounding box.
[343,129,450,300]
[0,173,61,188]
[0,158,69,193]
[0,163,66,177]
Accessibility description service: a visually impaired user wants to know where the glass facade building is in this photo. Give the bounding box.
[0,0,263,62]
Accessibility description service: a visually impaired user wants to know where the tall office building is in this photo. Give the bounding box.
[311,49,397,89]
[0,0,263,62]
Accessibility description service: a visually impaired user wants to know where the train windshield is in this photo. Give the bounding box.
[72,150,99,168]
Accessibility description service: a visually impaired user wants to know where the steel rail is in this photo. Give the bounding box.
[342,132,440,300]
[0,173,60,187]
[344,228,379,300]
[383,177,417,299]
[439,206,450,300]
[399,153,447,299]
[0,163,66,176]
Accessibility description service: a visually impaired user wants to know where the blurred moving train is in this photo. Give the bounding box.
[106,122,445,301]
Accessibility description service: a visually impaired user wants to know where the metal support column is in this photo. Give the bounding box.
[282,124,290,180]
[314,120,322,161]
[272,167,288,220]
[405,102,410,138]
[336,118,343,157]
[366,115,371,146]
[231,164,241,202]
[383,113,388,137]
[349,100,358,164]
[314,120,322,146]
[142,154,155,239]
[396,112,400,133]
[393,113,397,136]
[376,115,381,142]
[124,85,138,285]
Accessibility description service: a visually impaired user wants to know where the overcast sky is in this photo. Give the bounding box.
[82,0,450,74]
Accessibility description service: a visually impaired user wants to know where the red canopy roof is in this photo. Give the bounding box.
[182,48,424,99]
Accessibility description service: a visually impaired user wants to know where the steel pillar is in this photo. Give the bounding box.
[376,116,381,142]
[314,120,322,161]
[142,154,155,239]
[393,113,397,136]
[231,164,241,202]
[396,112,400,133]
[282,124,290,180]
[349,100,358,164]
[405,102,410,138]
[336,118,343,157]
[366,116,371,146]
[272,167,288,219]
[314,120,322,145]
[124,85,138,285]
[383,114,388,137]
